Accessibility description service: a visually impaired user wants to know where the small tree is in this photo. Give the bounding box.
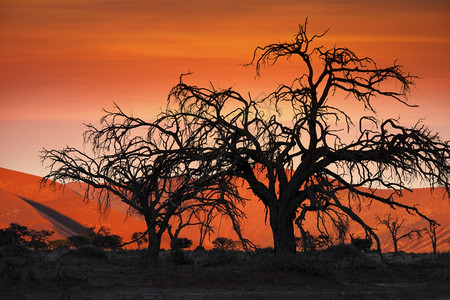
[131,231,148,250]
[195,207,218,248]
[212,237,236,250]
[27,229,54,250]
[425,222,439,254]
[0,223,54,249]
[68,226,122,249]
[0,223,28,246]
[171,237,193,250]
[377,214,424,253]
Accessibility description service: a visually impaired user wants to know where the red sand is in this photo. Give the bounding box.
[1,167,449,252]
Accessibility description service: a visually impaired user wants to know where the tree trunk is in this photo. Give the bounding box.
[146,227,161,266]
[295,210,309,252]
[431,235,437,255]
[393,238,398,253]
[269,205,296,255]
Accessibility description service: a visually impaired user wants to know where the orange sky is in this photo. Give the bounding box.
[1,0,449,176]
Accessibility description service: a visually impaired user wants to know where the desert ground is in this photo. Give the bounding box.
[1,246,450,299]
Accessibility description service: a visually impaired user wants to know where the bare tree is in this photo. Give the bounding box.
[195,206,217,249]
[165,20,449,256]
[376,213,424,253]
[41,104,248,264]
[425,221,439,254]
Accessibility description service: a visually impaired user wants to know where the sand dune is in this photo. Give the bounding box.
[1,167,449,252]
[0,167,147,245]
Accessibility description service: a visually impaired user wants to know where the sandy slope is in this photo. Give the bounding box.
[0,167,146,246]
[1,167,449,252]
[62,176,450,253]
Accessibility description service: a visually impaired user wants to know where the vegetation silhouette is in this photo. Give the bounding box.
[376,213,424,253]
[41,20,449,261]
[41,105,250,264]
[163,19,449,256]
[0,223,54,250]
[212,237,236,250]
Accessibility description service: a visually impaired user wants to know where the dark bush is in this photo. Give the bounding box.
[68,226,122,250]
[172,237,193,250]
[0,223,53,249]
[212,237,236,250]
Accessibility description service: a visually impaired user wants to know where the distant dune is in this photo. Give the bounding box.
[0,167,147,246]
[0,167,449,253]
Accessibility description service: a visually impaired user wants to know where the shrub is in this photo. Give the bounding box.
[172,237,193,250]
[212,237,236,250]
[0,223,54,249]
[68,226,122,250]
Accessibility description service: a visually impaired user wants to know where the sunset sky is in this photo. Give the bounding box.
[1,0,449,177]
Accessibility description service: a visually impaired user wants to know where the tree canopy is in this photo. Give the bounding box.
[42,20,449,258]
[162,20,449,255]
[42,104,249,264]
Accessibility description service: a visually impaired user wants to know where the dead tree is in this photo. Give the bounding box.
[166,20,449,256]
[425,221,439,254]
[41,104,248,264]
[376,213,424,253]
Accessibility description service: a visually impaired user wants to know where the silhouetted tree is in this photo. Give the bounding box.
[195,206,218,248]
[376,214,424,253]
[27,228,54,250]
[131,231,148,249]
[164,20,449,256]
[67,226,121,249]
[425,222,438,254]
[0,223,28,246]
[42,104,249,264]
[86,226,122,250]
[168,208,202,250]
[212,237,236,250]
[0,223,54,249]
[171,237,193,250]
